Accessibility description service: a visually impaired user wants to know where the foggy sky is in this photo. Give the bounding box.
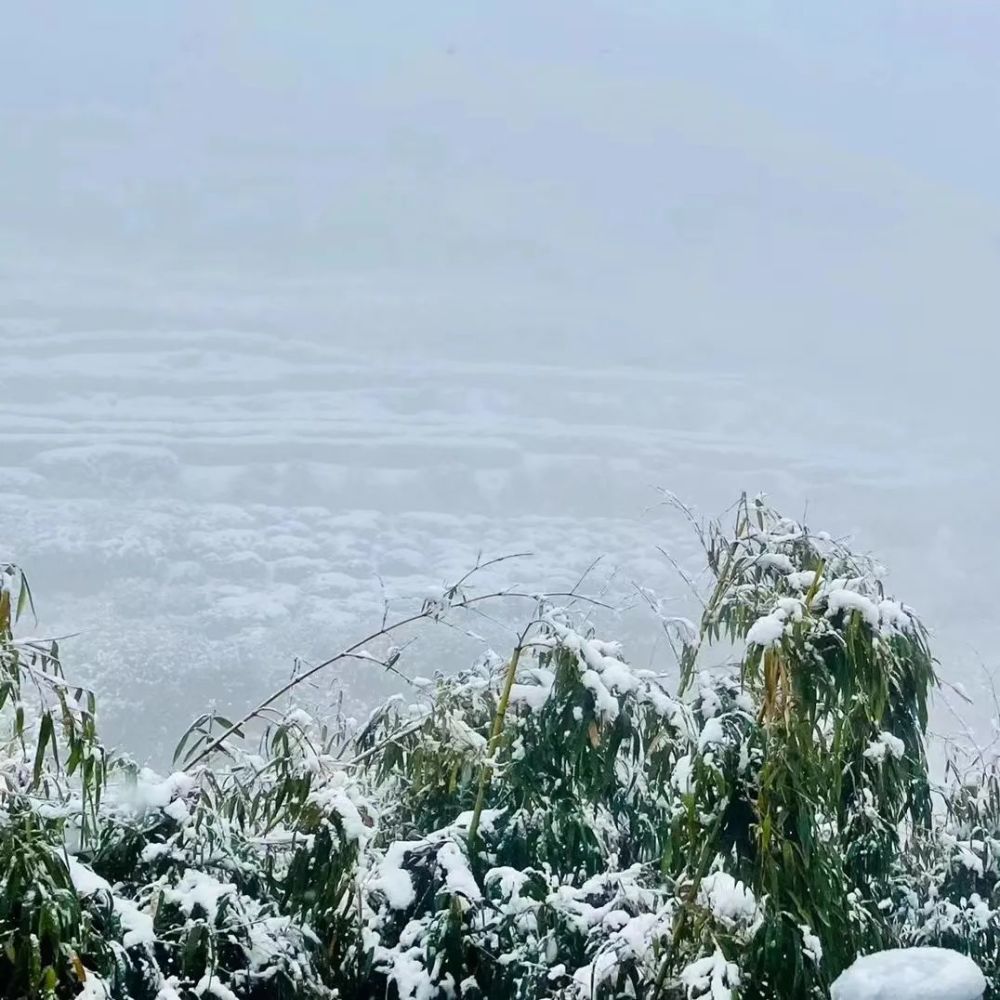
[4,3,1000,755]
[3,2,999,377]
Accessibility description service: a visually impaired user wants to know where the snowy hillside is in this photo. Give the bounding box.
[4,4,1000,761]
[2,325,999,762]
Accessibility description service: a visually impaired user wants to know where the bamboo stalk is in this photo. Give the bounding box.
[467,643,524,847]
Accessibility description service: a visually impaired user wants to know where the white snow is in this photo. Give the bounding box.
[132,770,196,811]
[436,841,482,903]
[452,808,504,837]
[863,731,906,763]
[580,669,620,722]
[116,896,156,948]
[680,949,740,1000]
[696,872,758,929]
[825,589,881,629]
[163,798,190,823]
[75,972,112,998]
[194,975,241,1000]
[697,717,727,751]
[671,754,694,794]
[831,948,985,1000]
[163,869,236,921]
[154,980,185,1000]
[484,865,530,900]
[745,612,787,648]
[67,856,111,896]
[800,923,823,964]
[775,596,805,621]
[878,599,913,633]
[67,856,156,949]
[372,842,418,910]
[375,931,436,1000]
[509,680,554,712]
[757,552,795,574]
[140,843,173,863]
[307,772,371,843]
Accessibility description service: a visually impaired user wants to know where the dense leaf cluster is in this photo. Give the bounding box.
[1,498,997,999]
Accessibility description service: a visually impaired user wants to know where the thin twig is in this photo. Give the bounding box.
[185,585,571,767]
[656,545,706,610]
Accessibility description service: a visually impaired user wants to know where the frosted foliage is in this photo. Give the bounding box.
[1,499,997,999]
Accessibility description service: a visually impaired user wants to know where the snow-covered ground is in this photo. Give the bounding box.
[2,318,998,762]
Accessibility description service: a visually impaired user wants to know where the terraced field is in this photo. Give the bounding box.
[2,321,996,762]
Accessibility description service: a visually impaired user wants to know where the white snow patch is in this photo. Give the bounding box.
[509,681,553,712]
[163,869,235,921]
[67,857,111,897]
[758,552,795,574]
[680,949,740,1000]
[76,972,112,998]
[863,731,906,763]
[194,974,241,1000]
[831,947,985,1000]
[580,669,620,722]
[745,612,787,648]
[117,897,156,947]
[800,923,823,964]
[132,770,196,811]
[787,570,818,591]
[436,840,482,903]
[697,872,758,929]
[307,773,371,843]
[878,599,913,633]
[825,589,881,629]
[372,842,417,910]
[697,717,727,751]
[671,754,694,794]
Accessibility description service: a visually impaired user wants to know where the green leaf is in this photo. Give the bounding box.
[173,714,211,765]
[16,578,30,623]
[32,714,54,785]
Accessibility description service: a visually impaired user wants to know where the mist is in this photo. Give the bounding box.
[2,2,999,759]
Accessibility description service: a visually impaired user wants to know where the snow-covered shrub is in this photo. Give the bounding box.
[888,773,1000,990]
[1,496,998,999]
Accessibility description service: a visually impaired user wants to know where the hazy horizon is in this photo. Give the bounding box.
[2,3,999,760]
